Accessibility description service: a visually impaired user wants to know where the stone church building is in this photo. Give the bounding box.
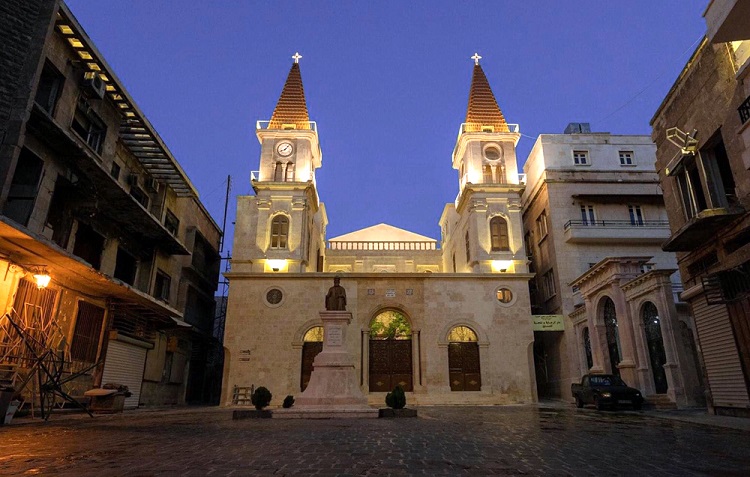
[222,56,537,405]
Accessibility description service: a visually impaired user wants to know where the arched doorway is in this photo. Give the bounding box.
[642,302,668,394]
[300,326,323,391]
[369,310,412,392]
[602,297,622,377]
[448,326,481,391]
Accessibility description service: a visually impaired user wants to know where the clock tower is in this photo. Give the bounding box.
[439,53,528,274]
[232,53,327,274]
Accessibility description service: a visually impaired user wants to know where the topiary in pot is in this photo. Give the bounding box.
[385,385,406,409]
[282,395,295,409]
[251,386,272,410]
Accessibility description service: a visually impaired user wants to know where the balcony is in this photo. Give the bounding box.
[662,208,743,252]
[563,219,671,244]
[256,120,318,132]
[704,0,750,43]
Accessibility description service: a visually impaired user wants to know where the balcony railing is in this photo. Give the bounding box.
[457,122,520,135]
[327,241,436,251]
[256,120,318,132]
[564,219,670,230]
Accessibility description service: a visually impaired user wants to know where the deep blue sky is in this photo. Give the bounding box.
[66,1,708,249]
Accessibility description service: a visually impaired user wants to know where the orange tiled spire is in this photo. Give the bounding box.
[464,54,509,133]
[268,53,311,130]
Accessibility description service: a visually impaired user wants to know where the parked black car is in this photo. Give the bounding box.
[571,374,644,410]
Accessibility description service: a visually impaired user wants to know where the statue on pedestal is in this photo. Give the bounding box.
[325,276,347,311]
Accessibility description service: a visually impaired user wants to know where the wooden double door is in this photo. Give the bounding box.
[369,339,413,392]
[449,342,481,391]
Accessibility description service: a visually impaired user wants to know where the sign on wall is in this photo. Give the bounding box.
[532,315,565,331]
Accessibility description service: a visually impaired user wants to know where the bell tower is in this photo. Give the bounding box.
[439,53,528,274]
[232,53,327,274]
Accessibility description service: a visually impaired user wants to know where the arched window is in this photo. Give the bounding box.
[495,161,506,184]
[270,215,289,249]
[285,162,295,181]
[602,297,621,376]
[465,231,471,265]
[448,325,481,391]
[483,165,493,183]
[490,216,509,251]
[273,162,283,181]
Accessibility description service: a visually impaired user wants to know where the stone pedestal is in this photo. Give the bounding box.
[275,311,378,419]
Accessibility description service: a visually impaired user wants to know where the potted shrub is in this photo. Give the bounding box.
[282,395,295,409]
[379,385,417,418]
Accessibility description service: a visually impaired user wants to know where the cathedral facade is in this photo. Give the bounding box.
[221,57,537,406]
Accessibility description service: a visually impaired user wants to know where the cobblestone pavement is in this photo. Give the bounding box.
[1,405,749,476]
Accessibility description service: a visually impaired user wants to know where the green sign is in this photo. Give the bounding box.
[532,315,565,331]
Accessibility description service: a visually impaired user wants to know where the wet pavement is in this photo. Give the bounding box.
[1,405,749,476]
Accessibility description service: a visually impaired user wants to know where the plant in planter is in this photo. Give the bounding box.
[282,395,295,409]
[251,386,272,410]
[380,385,417,418]
[385,385,406,409]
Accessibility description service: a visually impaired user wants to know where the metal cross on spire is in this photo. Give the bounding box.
[471,53,482,66]
[292,52,302,64]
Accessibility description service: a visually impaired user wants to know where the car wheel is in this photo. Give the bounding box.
[595,397,605,411]
[575,396,584,408]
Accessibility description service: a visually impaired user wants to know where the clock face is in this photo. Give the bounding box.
[276,142,293,157]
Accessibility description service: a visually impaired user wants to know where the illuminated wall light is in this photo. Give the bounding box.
[111,94,123,100]
[491,260,514,273]
[57,24,74,35]
[34,272,52,288]
[118,103,129,109]
[105,85,116,92]
[77,50,93,60]
[98,74,109,82]
[87,62,101,71]
[67,38,83,48]
[124,112,136,117]
[266,259,287,272]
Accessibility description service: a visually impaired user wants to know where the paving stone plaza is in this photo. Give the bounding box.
[1,405,749,476]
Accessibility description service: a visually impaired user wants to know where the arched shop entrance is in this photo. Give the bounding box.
[368,310,413,392]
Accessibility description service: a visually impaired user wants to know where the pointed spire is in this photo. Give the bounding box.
[268,54,311,130]
[464,54,509,133]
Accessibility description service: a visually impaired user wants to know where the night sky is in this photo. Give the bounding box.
[65,1,707,249]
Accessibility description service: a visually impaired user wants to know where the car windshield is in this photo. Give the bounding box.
[590,375,626,386]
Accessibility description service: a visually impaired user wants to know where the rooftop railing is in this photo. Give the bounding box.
[256,120,318,132]
[327,241,437,251]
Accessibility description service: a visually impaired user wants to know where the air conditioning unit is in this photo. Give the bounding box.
[127,173,139,186]
[145,176,159,192]
[82,72,105,99]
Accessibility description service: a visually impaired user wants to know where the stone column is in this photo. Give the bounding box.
[585,297,606,374]
[412,330,423,391]
[654,283,687,406]
[612,285,637,386]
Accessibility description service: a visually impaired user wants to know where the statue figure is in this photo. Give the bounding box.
[325,276,347,311]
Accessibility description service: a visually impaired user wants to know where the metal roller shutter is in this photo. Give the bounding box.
[102,340,148,409]
[691,298,750,408]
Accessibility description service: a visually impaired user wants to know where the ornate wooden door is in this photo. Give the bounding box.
[449,342,481,391]
[369,339,413,392]
[300,341,323,391]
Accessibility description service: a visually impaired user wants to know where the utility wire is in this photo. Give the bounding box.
[597,35,703,124]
